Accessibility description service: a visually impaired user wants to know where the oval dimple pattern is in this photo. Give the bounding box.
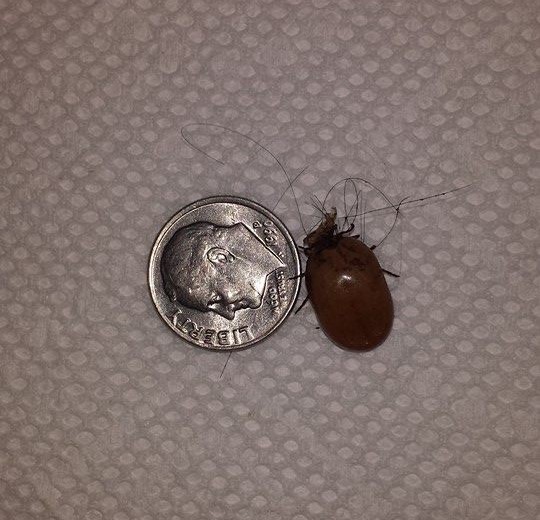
[0,0,538,519]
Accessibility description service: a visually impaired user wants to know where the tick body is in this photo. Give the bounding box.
[304,210,394,351]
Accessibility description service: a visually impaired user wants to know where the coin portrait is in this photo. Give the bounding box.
[149,196,301,350]
[160,221,285,320]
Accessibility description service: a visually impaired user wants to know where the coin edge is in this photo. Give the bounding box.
[148,195,301,351]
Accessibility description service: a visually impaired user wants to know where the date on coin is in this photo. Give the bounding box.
[148,196,301,350]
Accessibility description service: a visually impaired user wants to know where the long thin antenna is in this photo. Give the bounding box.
[181,123,307,234]
[220,351,232,379]
[342,178,359,230]
[338,184,473,221]
[272,165,309,211]
[322,176,397,217]
[372,196,409,249]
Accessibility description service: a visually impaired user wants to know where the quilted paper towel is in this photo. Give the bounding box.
[0,0,538,519]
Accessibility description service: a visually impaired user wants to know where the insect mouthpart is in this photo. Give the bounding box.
[303,208,339,254]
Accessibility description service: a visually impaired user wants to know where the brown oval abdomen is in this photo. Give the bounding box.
[306,237,394,350]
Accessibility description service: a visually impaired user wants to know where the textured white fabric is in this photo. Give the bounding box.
[1,1,538,519]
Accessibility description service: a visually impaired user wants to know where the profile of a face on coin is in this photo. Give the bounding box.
[149,196,300,350]
[160,221,285,320]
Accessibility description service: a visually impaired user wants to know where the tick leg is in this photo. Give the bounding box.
[288,272,305,280]
[371,245,399,276]
[294,295,310,314]
[337,223,354,236]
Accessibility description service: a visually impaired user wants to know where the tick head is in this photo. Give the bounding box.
[303,208,338,254]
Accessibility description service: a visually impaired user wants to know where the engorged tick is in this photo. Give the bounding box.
[303,208,396,351]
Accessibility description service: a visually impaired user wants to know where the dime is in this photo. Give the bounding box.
[149,196,301,350]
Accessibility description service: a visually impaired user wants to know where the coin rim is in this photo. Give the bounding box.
[148,195,301,350]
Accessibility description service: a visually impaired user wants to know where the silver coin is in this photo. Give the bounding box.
[149,196,301,350]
